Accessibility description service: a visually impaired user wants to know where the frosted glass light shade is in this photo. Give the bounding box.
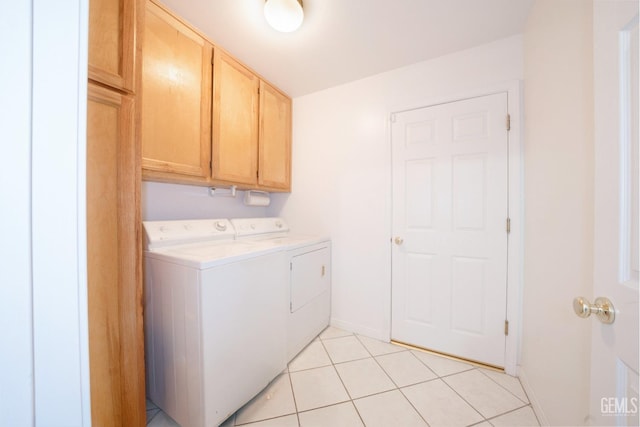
[264,0,304,33]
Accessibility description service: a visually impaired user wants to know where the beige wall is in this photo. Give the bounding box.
[520,1,594,425]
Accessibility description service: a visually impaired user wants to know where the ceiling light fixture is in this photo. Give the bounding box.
[264,0,304,33]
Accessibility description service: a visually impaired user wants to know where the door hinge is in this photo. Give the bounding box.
[506,217,511,234]
[504,320,509,336]
[506,114,511,131]
[290,262,292,271]
[390,113,397,123]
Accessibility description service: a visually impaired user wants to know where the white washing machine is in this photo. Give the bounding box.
[143,219,288,427]
[231,218,332,360]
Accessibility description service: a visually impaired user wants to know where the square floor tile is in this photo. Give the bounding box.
[146,410,181,427]
[490,406,540,426]
[289,341,332,372]
[443,369,525,419]
[410,350,474,377]
[235,373,297,425]
[354,390,428,427]
[146,408,161,425]
[319,326,353,340]
[290,366,350,412]
[402,379,484,427]
[356,335,406,356]
[240,414,299,427]
[334,358,396,399]
[479,368,529,403]
[323,336,370,364]
[376,351,437,387]
[298,402,364,427]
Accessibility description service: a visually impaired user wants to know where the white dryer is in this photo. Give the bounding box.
[143,219,287,427]
[231,218,331,360]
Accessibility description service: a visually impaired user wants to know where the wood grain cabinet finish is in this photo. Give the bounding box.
[141,0,213,182]
[212,52,292,191]
[258,81,292,191]
[88,0,136,91]
[140,0,292,191]
[212,51,260,186]
[87,83,145,427]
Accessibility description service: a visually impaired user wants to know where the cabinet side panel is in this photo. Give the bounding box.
[87,87,124,427]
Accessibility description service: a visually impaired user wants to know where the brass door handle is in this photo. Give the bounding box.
[573,296,615,324]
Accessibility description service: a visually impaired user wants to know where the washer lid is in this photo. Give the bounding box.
[143,219,235,250]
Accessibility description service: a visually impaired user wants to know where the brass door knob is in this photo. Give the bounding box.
[573,296,615,324]
[394,237,404,245]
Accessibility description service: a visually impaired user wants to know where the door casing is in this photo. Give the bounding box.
[386,80,523,376]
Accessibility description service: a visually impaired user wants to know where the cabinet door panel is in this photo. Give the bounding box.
[259,81,291,191]
[212,51,259,185]
[88,0,135,91]
[141,1,212,180]
[87,83,144,426]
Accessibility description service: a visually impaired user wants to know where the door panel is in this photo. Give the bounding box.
[87,83,144,426]
[141,1,212,179]
[391,93,509,367]
[591,1,639,425]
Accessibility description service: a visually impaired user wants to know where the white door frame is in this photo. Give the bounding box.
[387,80,523,376]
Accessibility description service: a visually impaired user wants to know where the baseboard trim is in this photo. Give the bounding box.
[329,318,388,341]
[518,366,549,426]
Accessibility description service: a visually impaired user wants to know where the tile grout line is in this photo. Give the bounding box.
[476,368,530,405]
[286,370,302,427]
[318,332,368,426]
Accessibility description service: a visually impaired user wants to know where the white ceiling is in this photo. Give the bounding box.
[159,0,534,97]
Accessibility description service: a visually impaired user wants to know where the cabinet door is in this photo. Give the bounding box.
[141,0,212,180]
[87,83,144,426]
[212,51,259,185]
[259,81,292,191]
[88,0,136,92]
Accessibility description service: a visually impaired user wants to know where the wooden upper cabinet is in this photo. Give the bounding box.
[88,0,136,92]
[212,51,260,186]
[258,81,292,191]
[141,0,212,181]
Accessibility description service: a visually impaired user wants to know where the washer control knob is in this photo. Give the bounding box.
[215,221,227,231]
[275,221,283,228]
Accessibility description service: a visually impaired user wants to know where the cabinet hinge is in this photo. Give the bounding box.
[506,114,511,131]
[506,217,511,234]
[504,320,509,336]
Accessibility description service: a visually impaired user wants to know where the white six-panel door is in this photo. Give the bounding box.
[591,1,639,425]
[391,93,509,368]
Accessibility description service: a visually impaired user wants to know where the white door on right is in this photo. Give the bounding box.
[590,1,639,425]
[391,93,509,368]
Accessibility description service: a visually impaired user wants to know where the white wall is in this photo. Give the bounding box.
[0,0,91,425]
[0,3,35,426]
[143,182,268,220]
[268,35,524,339]
[519,1,594,425]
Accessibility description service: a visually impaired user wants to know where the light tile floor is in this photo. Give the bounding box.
[147,326,540,427]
